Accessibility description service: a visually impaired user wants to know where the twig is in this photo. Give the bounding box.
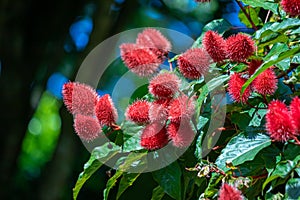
[235,0,258,31]
[264,10,271,24]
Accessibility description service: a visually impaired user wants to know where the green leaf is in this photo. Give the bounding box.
[263,43,289,61]
[193,19,231,48]
[103,170,123,200]
[73,143,121,200]
[283,144,300,161]
[152,161,182,200]
[260,145,281,174]
[130,84,149,103]
[231,112,251,131]
[262,160,294,190]
[151,186,165,200]
[215,133,271,172]
[206,75,229,91]
[103,152,147,200]
[195,85,209,124]
[248,103,267,127]
[197,116,209,130]
[265,192,284,200]
[241,46,300,95]
[204,173,223,199]
[255,18,300,39]
[285,178,300,199]
[121,121,144,152]
[241,0,278,15]
[116,173,141,199]
[238,6,262,28]
[195,131,204,161]
[258,34,289,49]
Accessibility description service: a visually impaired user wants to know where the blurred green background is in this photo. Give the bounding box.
[0,0,245,199]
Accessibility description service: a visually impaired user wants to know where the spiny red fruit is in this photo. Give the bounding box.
[167,121,195,148]
[95,94,118,126]
[248,59,263,75]
[125,100,150,124]
[228,73,251,103]
[218,183,243,200]
[178,48,210,80]
[120,43,161,77]
[168,95,195,123]
[281,0,300,17]
[62,82,98,116]
[226,33,255,62]
[149,72,181,98]
[140,123,169,150]
[266,100,296,142]
[290,97,300,133]
[252,68,278,95]
[203,30,227,63]
[136,28,171,59]
[149,100,169,123]
[74,114,102,141]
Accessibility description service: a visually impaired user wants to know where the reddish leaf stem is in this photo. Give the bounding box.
[235,0,258,31]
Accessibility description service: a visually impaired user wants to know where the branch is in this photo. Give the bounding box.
[235,0,258,31]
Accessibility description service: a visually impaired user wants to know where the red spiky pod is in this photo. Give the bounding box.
[266,100,297,142]
[149,99,170,124]
[95,94,118,126]
[248,59,263,76]
[218,183,243,200]
[178,48,210,80]
[125,100,151,124]
[203,30,227,63]
[136,28,171,60]
[120,43,161,77]
[281,0,300,16]
[228,73,251,103]
[226,33,255,62]
[74,114,102,141]
[290,96,300,134]
[167,120,195,148]
[140,123,169,150]
[168,95,195,123]
[62,82,98,116]
[148,72,181,99]
[252,68,278,95]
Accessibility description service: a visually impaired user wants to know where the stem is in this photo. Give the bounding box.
[169,60,173,71]
[293,136,300,145]
[262,94,268,105]
[111,123,121,131]
[235,0,258,31]
[264,10,271,24]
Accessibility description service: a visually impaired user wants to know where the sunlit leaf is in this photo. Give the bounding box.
[238,6,262,28]
[116,173,141,199]
[241,0,278,15]
[215,133,271,172]
[103,152,147,200]
[262,155,300,190]
[73,143,121,200]
[255,18,300,39]
[121,121,144,152]
[241,46,300,95]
